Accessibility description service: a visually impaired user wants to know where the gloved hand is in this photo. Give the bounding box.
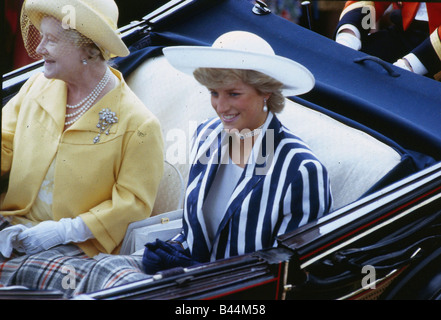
[336,31,362,51]
[393,59,412,72]
[17,217,94,255]
[155,240,198,269]
[395,54,428,75]
[142,239,198,274]
[142,240,164,274]
[0,224,27,258]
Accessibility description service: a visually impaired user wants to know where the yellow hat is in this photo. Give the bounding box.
[22,0,129,59]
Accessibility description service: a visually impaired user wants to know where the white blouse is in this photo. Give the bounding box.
[202,159,243,243]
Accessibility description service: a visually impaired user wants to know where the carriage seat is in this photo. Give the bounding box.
[278,100,401,209]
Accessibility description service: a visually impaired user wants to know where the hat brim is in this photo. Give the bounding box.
[25,0,129,58]
[163,46,315,96]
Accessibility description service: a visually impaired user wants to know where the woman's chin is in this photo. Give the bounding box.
[42,62,58,79]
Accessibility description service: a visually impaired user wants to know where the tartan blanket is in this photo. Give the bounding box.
[0,215,11,231]
[0,245,150,298]
[0,217,151,299]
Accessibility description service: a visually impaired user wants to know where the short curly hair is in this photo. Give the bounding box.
[193,68,285,113]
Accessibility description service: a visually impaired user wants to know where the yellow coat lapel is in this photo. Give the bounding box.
[34,78,67,134]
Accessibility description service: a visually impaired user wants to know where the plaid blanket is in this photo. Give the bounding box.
[0,215,11,231]
[0,217,150,299]
[0,245,150,298]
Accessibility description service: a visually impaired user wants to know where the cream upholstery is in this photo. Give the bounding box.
[278,101,401,209]
[127,56,215,215]
[127,56,402,213]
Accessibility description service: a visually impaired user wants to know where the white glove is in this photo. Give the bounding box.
[17,217,94,255]
[394,54,428,75]
[336,32,362,51]
[0,225,27,258]
[393,59,412,72]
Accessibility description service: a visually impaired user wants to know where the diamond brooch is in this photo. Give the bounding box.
[93,108,118,144]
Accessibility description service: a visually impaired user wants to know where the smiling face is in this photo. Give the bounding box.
[209,80,269,133]
[36,16,85,81]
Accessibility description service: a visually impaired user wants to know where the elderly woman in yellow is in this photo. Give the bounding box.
[0,0,163,263]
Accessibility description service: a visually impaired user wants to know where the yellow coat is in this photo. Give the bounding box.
[1,68,164,257]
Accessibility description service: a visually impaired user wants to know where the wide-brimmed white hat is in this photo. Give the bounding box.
[22,0,129,59]
[163,31,314,96]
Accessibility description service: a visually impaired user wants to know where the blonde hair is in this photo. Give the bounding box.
[193,68,285,113]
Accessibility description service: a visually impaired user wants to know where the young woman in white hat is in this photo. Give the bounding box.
[142,31,333,273]
[0,0,163,265]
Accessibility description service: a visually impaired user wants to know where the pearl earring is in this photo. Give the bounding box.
[263,98,268,113]
[82,59,88,65]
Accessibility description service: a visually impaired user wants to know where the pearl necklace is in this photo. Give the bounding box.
[65,69,111,126]
[235,124,264,140]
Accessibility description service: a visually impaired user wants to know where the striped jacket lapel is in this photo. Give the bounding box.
[184,119,224,260]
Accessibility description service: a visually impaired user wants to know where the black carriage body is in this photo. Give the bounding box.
[3,0,441,300]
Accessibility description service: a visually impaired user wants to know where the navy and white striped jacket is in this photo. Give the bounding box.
[175,112,332,262]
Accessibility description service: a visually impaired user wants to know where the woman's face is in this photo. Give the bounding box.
[209,80,269,133]
[36,16,84,81]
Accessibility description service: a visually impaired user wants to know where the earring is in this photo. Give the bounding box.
[263,98,268,113]
[82,59,88,65]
